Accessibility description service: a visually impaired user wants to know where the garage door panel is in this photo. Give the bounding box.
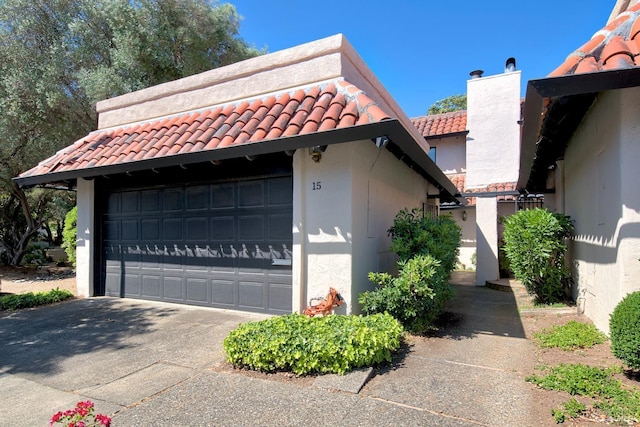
[163,189,183,211]
[123,274,141,296]
[186,186,209,211]
[186,217,208,241]
[186,278,208,303]
[239,281,264,309]
[238,215,264,240]
[105,221,121,240]
[211,183,235,209]
[238,181,264,207]
[163,218,183,240]
[163,277,184,300]
[269,283,293,312]
[211,217,235,240]
[141,190,160,212]
[122,220,139,240]
[141,219,160,240]
[212,279,236,305]
[142,276,161,297]
[101,176,292,314]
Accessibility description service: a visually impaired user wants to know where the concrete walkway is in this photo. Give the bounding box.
[0,280,554,426]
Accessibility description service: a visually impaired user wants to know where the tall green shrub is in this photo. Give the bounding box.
[359,254,454,332]
[388,208,461,274]
[609,291,640,370]
[502,208,573,304]
[61,206,77,269]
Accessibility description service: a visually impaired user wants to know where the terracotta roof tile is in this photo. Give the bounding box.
[549,5,640,76]
[20,79,397,180]
[445,173,517,206]
[410,110,467,138]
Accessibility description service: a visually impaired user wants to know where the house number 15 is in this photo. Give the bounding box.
[312,181,322,190]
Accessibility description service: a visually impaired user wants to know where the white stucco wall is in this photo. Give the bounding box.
[466,71,521,188]
[76,178,95,297]
[292,140,432,314]
[475,197,499,285]
[430,135,466,174]
[564,87,640,334]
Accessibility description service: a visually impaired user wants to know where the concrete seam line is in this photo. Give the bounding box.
[409,355,525,374]
[367,396,491,427]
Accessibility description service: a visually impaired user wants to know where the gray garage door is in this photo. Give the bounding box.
[101,176,293,314]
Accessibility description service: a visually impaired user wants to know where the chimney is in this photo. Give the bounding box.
[505,57,516,73]
[469,69,484,79]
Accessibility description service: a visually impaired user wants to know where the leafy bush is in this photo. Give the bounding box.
[61,206,77,269]
[534,320,607,351]
[0,288,74,311]
[387,208,461,274]
[23,244,47,267]
[503,208,573,304]
[610,291,640,370]
[359,255,454,333]
[223,313,403,375]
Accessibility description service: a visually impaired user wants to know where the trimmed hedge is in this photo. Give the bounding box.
[610,291,640,370]
[223,313,403,375]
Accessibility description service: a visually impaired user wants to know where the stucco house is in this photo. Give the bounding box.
[519,2,640,333]
[411,63,523,285]
[15,34,458,315]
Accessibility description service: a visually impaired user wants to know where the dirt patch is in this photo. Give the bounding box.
[0,264,76,297]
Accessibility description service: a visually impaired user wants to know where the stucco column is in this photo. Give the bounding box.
[291,151,306,313]
[76,178,95,297]
[475,196,499,286]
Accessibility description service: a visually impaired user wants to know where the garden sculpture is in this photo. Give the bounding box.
[303,287,344,317]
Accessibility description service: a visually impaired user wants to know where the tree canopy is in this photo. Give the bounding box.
[427,94,467,115]
[0,0,261,264]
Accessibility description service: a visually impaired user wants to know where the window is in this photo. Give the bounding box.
[429,147,436,162]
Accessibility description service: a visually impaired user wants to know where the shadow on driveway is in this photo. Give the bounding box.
[0,298,178,377]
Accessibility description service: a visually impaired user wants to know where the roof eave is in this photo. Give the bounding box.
[14,119,460,200]
[517,67,640,190]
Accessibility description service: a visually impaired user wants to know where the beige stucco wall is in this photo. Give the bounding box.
[564,87,640,334]
[475,197,499,285]
[466,71,521,188]
[430,135,466,174]
[76,178,95,298]
[446,208,476,270]
[292,140,432,314]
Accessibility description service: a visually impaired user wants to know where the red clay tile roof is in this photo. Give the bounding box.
[446,173,517,206]
[549,4,640,77]
[411,110,467,138]
[19,79,392,180]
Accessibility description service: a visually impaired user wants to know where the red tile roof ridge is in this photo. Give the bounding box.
[549,7,640,77]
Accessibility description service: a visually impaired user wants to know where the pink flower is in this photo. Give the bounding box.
[49,411,63,426]
[76,421,85,427]
[96,414,111,426]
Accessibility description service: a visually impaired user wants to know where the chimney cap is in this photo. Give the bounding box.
[469,69,484,79]
[505,57,516,72]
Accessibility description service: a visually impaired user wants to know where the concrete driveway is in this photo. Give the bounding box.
[0,286,555,426]
[0,297,268,426]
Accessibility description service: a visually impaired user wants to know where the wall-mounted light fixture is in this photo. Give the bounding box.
[462,210,467,221]
[309,145,326,163]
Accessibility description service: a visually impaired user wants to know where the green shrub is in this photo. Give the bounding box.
[535,320,607,351]
[223,313,403,375]
[0,288,74,311]
[61,206,77,269]
[610,291,640,370]
[527,363,640,424]
[388,208,461,274]
[503,208,573,304]
[23,244,47,267]
[359,255,454,333]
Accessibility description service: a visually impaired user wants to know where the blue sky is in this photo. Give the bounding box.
[227,1,614,118]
